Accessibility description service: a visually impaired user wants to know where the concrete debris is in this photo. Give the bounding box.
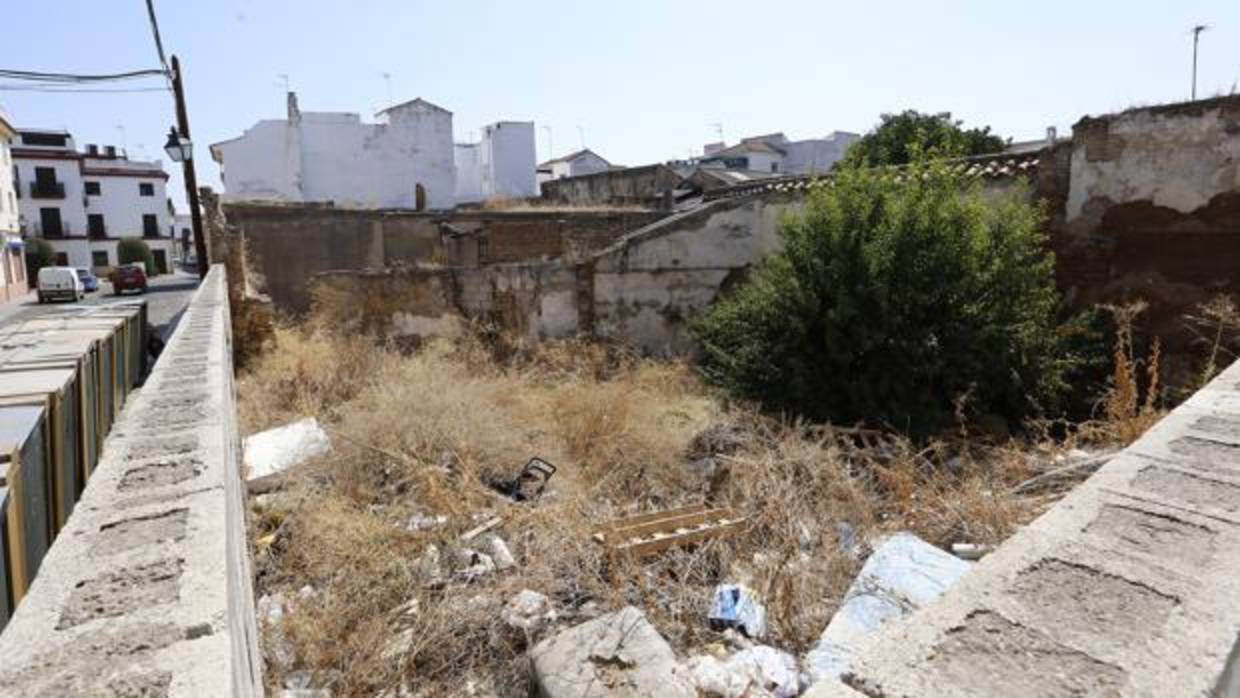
[501,589,557,631]
[687,645,804,698]
[529,606,696,698]
[454,548,496,580]
[708,584,768,639]
[417,544,444,583]
[281,690,331,698]
[804,532,971,684]
[244,417,331,480]
[258,592,296,674]
[484,534,516,570]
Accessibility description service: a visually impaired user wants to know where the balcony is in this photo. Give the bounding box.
[26,222,73,239]
[29,181,66,199]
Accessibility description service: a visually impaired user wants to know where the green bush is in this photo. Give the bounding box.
[117,237,156,275]
[690,159,1068,436]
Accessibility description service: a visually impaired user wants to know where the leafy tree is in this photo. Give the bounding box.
[117,237,156,274]
[690,158,1066,436]
[843,110,1007,167]
[24,237,58,283]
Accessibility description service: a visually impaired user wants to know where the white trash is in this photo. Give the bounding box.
[687,645,804,698]
[501,589,556,631]
[243,417,331,480]
[708,584,768,639]
[804,532,971,683]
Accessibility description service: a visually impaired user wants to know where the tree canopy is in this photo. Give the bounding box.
[842,110,1007,167]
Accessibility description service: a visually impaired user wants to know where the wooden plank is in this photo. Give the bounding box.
[605,508,732,543]
[617,518,747,557]
[599,503,707,530]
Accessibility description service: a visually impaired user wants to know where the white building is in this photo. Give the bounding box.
[211,93,457,210]
[454,121,538,203]
[0,106,27,302]
[700,131,860,175]
[171,213,194,263]
[536,148,611,184]
[12,129,176,273]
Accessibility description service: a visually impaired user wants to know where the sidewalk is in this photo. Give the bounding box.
[0,287,37,326]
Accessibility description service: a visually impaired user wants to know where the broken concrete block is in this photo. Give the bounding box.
[804,532,971,684]
[243,417,330,480]
[501,589,556,631]
[484,534,516,570]
[529,606,695,698]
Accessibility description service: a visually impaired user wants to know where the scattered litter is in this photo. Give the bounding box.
[951,542,993,560]
[708,584,768,639]
[454,548,496,581]
[258,593,295,673]
[417,544,443,584]
[501,589,557,631]
[687,646,804,698]
[489,457,557,502]
[594,503,746,558]
[804,532,972,683]
[460,516,503,542]
[834,521,864,559]
[244,417,331,481]
[406,513,448,532]
[484,534,516,570]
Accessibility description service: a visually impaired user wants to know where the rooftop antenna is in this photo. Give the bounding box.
[711,122,724,143]
[1191,24,1210,100]
[577,125,585,150]
[114,124,127,153]
[278,73,290,94]
[380,72,393,107]
[542,125,553,160]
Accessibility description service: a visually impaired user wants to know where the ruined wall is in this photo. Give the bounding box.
[222,202,664,312]
[539,164,682,206]
[1057,96,1240,341]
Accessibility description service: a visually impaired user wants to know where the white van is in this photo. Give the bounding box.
[37,266,85,303]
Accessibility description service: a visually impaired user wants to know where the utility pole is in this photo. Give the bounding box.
[170,55,207,279]
[1191,24,1209,101]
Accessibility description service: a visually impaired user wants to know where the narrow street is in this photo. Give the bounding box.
[0,267,201,340]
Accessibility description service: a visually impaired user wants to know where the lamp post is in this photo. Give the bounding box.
[167,55,207,279]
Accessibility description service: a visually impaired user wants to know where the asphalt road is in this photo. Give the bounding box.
[0,268,202,340]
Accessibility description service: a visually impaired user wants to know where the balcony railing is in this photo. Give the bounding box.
[24,222,74,239]
[89,225,108,240]
[30,181,66,199]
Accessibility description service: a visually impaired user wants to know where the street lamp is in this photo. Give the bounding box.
[163,127,193,163]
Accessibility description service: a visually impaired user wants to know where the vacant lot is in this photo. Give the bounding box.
[237,322,1142,696]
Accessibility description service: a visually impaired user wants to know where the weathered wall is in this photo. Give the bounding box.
[539,164,682,206]
[0,266,263,696]
[1056,96,1240,342]
[222,201,664,312]
[813,357,1240,697]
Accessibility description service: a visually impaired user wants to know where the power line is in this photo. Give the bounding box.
[0,84,170,93]
[0,68,166,83]
[145,0,171,74]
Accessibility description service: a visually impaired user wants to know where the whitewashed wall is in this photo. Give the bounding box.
[454,143,483,203]
[211,120,302,201]
[15,156,87,238]
[481,121,537,199]
[0,132,18,235]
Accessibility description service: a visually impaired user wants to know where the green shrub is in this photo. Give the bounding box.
[117,237,156,275]
[690,159,1067,436]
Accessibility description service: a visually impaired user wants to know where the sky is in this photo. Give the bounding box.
[3,1,1239,211]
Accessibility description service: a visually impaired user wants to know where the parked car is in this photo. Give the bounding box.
[110,264,148,295]
[76,267,100,293]
[37,266,85,303]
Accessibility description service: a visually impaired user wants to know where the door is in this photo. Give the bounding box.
[152,250,167,275]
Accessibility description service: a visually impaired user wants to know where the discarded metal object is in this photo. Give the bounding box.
[510,457,556,501]
[593,503,745,558]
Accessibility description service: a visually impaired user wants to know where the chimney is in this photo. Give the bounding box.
[287,91,301,123]
[86,144,98,155]
[104,145,117,157]
[1045,126,1057,146]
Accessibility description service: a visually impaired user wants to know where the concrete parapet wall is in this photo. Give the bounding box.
[0,266,263,696]
[838,359,1240,697]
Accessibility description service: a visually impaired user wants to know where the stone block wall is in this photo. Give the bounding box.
[0,267,263,696]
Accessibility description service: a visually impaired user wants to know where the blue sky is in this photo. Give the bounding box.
[3,1,1238,210]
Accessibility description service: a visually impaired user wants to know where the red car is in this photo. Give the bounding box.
[110,264,148,295]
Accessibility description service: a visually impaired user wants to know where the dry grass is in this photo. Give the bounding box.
[237,320,1146,697]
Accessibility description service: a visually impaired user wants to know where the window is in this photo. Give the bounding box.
[92,250,109,267]
[34,167,56,185]
[84,181,101,196]
[770,162,779,173]
[139,182,155,196]
[39,207,64,237]
[142,214,159,237]
[88,214,106,238]
[21,132,67,147]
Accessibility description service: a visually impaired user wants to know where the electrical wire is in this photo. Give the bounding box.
[0,84,170,93]
[0,68,167,83]
[144,0,171,75]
